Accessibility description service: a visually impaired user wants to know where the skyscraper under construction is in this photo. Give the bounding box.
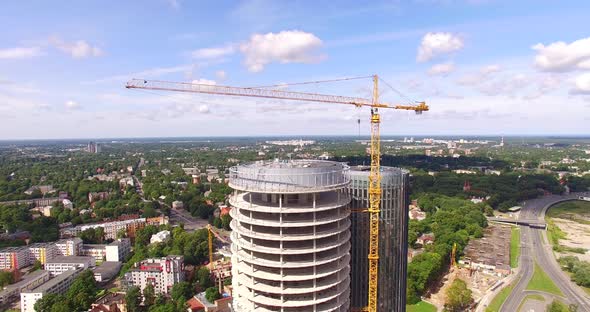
[347,166,410,312]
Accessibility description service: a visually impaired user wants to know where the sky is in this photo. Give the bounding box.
[1,0,590,139]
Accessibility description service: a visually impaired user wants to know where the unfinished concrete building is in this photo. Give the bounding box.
[229,160,351,312]
[347,166,410,312]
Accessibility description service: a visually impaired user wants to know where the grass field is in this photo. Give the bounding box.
[406,301,437,312]
[526,262,564,296]
[546,218,567,246]
[510,227,520,268]
[485,283,515,312]
[547,201,590,225]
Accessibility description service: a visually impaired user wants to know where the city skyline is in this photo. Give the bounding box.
[2,1,590,139]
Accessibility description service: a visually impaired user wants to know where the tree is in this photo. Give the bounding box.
[0,270,14,287]
[65,269,98,310]
[197,267,212,289]
[445,278,472,311]
[213,217,222,229]
[34,293,62,312]
[125,286,142,312]
[116,228,127,239]
[171,281,193,302]
[205,287,221,302]
[221,214,231,231]
[31,259,43,271]
[546,299,573,312]
[143,284,156,306]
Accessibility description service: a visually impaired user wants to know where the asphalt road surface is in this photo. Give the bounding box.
[501,193,590,312]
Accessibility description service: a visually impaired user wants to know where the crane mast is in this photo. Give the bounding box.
[126,75,427,312]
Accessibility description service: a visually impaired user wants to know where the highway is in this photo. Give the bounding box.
[500,193,590,312]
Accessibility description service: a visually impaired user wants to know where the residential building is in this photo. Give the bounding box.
[28,243,58,265]
[416,233,435,246]
[0,247,30,270]
[126,256,184,295]
[191,292,232,312]
[347,166,410,312]
[55,238,83,256]
[20,268,82,312]
[62,199,73,209]
[89,292,127,312]
[81,238,131,262]
[172,200,184,209]
[150,230,171,244]
[0,270,50,305]
[229,160,351,311]
[44,256,95,276]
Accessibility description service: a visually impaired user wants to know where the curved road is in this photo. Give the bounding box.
[501,193,590,312]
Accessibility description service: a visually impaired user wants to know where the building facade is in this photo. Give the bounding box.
[20,268,82,312]
[126,256,184,295]
[28,243,58,265]
[0,270,50,305]
[229,160,351,312]
[347,166,410,312]
[55,238,83,257]
[0,247,30,270]
[44,256,96,276]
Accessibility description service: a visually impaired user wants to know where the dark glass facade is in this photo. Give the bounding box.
[347,166,409,312]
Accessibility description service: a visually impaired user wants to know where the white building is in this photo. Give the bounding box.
[81,238,131,262]
[126,256,184,295]
[20,268,82,312]
[55,238,83,257]
[62,199,73,209]
[150,230,171,244]
[44,256,95,276]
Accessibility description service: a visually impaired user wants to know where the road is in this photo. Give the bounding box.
[501,193,590,312]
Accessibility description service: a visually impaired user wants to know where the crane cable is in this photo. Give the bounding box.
[378,77,416,104]
[246,75,373,89]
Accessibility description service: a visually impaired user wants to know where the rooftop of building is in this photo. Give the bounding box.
[92,261,122,274]
[46,255,94,264]
[23,268,81,294]
[1,270,49,293]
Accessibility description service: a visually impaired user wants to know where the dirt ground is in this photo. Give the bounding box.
[426,267,502,310]
[553,217,590,262]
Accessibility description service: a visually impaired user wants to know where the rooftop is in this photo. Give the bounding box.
[46,256,94,264]
[92,261,122,274]
[23,269,81,294]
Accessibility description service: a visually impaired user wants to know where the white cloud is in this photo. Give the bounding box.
[215,70,226,80]
[192,45,235,59]
[167,0,180,9]
[457,64,501,85]
[49,37,102,58]
[0,47,42,59]
[571,73,590,94]
[191,79,216,85]
[428,62,455,76]
[65,100,81,110]
[199,105,210,114]
[532,37,590,72]
[240,30,324,72]
[417,32,464,62]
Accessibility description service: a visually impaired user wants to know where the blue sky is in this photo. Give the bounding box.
[1,0,590,139]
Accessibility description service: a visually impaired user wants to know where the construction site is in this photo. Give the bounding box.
[126,75,428,312]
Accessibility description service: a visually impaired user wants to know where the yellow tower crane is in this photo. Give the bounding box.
[126,75,428,312]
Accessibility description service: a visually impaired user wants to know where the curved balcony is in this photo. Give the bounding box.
[230,207,350,228]
[247,279,350,308]
[232,287,350,312]
[232,242,350,268]
[230,219,350,241]
[232,254,350,282]
[230,191,350,214]
[232,231,351,255]
[235,267,350,295]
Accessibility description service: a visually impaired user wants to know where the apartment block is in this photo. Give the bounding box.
[20,268,82,312]
[28,243,58,265]
[55,237,83,256]
[126,256,184,295]
[0,270,50,305]
[0,247,30,270]
[44,256,96,276]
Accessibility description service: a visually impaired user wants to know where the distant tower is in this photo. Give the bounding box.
[500,136,504,147]
[348,166,409,312]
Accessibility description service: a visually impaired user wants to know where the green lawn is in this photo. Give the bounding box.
[546,201,590,225]
[526,262,563,296]
[510,227,520,268]
[406,300,437,312]
[485,283,514,312]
